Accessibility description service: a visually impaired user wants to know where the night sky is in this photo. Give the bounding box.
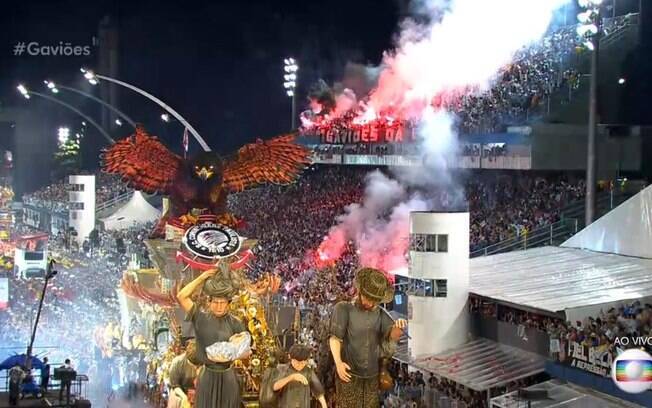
[0,0,400,160]
[1,0,650,193]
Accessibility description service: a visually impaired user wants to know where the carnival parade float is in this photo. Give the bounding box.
[101,126,311,406]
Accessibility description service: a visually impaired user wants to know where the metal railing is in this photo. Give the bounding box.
[470,218,580,258]
[95,191,132,214]
[559,189,627,224]
[470,189,629,258]
[601,13,639,48]
[0,367,88,400]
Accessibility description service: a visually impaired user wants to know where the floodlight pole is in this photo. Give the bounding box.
[55,84,137,129]
[585,11,601,226]
[291,92,297,130]
[27,91,115,144]
[93,74,211,152]
[25,260,57,370]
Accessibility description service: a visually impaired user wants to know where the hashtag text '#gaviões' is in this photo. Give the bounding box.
[13,42,26,56]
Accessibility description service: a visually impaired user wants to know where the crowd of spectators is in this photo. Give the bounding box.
[469,296,652,362]
[0,222,152,406]
[453,25,580,134]
[227,165,586,406]
[230,165,365,295]
[230,166,587,305]
[467,174,584,252]
[231,166,585,276]
[379,359,544,407]
[454,10,641,133]
[462,144,481,157]
[7,164,590,407]
[22,173,131,213]
[303,22,593,137]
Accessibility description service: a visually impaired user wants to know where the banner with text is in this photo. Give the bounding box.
[564,340,613,378]
[310,122,418,144]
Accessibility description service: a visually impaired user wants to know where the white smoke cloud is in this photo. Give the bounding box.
[332,88,358,118]
[393,107,459,189]
[317,0,569,274]
[370,0,568,115]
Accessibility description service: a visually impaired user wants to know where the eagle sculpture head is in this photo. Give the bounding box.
[190,152,223,183]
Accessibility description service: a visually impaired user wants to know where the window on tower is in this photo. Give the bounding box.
[437,234,448,252]
[435,279,448,297]
[410,233,449,252]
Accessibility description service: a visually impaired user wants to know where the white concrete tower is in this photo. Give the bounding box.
[68,175,96,244]
[408,211,469,358]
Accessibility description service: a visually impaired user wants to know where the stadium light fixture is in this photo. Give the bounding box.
[81,68,99,85]
[44,79,136,128]
[17,84,30,99]
[577,24,598,37]
[44,81,60,94]
[283,57,299,129]
[58,127,70,144]
[577,10,593,24]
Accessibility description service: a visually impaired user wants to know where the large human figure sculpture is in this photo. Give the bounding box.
[177,269,250,408]
[167,340,198,408]
[272,344,327,408]
[329,267,407,408]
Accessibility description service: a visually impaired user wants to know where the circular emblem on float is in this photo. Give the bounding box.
[182,222,241,259]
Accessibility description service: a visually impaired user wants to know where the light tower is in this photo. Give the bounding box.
[577,0,603,225]
[407,211,469,358]
[283,58,299,130]
[68,175,96,245]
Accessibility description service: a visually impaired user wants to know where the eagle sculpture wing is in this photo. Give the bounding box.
[101,126,183,194]
[222,133,312,193]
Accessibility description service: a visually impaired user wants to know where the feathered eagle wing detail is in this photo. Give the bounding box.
[101,126,183,194]
[222,133,312,193]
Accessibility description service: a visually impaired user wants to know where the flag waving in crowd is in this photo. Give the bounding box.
[183,127,189,159]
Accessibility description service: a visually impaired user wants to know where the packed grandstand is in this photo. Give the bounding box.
[1,3,649,408]
[4,163,644,407]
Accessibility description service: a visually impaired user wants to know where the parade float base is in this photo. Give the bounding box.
[0,390,87,408]
[242,392,260,407]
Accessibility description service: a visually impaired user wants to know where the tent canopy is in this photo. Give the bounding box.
[0,354,44,370]
[101,191,160,231]
[396,338,545,392]
[490,379,643,408]
[470,246,652,317]
[562,185,652,258]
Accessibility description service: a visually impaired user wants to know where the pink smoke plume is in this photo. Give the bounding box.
[310,0,568,276]
[317,171,428,275]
